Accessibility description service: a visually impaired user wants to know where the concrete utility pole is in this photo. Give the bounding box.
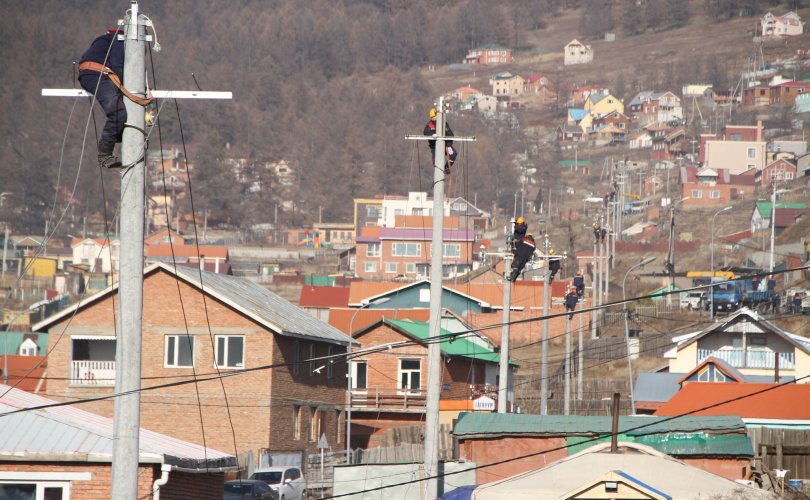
[499,236,513,414]
[406,101,474,499]
[541,236,550,415]
[564,313,571,415]
[578,306,584,400]
[43,6,231,497]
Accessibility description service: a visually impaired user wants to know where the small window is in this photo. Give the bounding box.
[747,147,756,159]
[691,190,702,199]
[406,263,416,274]
[709,190,721,199]
[352,361,368,389]
[309,343,316,376]
[385,262,397,274]
[293,405,302,440]
[310,407,320,442]
[364,262,377,273]
[327,345,334,378]
[366,243,380,257]
[165,335,194,367]
[293,341,301,375]
[215,335,244,368]
[750,337,767,346]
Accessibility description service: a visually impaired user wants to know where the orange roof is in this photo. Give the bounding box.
[448,281,566,307]
[655,383,810,420]
[359,226,382,239]
[348,281,405,305]
[394,215,460,229]
[145,244,228,259]
[1,356,47,392]
[298,286,351,308]
[328,307,430,335]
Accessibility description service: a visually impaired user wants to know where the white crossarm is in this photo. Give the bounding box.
[42,89,232,99]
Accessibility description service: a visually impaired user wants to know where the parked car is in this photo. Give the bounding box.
[250,467,307,500]
[680,291,706,311]
[223,479,278,500]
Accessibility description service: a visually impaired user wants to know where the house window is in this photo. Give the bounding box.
[443,243,461,258]
[364,262,377,273]
[215,335,244,368]
[392,243,421,257]
[786,172,794,179]
[293,341,301,375]
[310,407,326,442]
[406,263,416,274]
[165,335,194,368]
[750,337,767,347]
[336,409,342,444]
[293,405,302,440]
[366,206,380,218]
[747,147,756,159]
[366,243,380,257]
[385,262,397,274]
[709,190,721,199]
[399,359,421,393]
[309,343,316,376]
[352,361,368,389]
[0,482,71,499]
[691,190,702,199]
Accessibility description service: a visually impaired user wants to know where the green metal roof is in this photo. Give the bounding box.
[755,201,806,219]
[565,433,752,457]
[384,319,517,366]
[452,413,746,438]
[558,160,593,168]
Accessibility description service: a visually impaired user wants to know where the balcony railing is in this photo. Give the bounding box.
[71,360,116,386]
[350,388,426,410]
[697,348,795,370]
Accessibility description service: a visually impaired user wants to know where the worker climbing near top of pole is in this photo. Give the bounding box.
[423,107,457,174]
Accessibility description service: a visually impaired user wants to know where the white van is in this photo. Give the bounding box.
[250,467,307,500]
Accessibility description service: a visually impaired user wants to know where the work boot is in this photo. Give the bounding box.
[97,140,122,169]
[444,166,451,175]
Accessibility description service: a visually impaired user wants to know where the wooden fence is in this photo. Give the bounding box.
[349,424,454,464]
[749,427,810,481]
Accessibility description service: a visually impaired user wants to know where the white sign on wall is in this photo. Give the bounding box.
[472,395,496,411]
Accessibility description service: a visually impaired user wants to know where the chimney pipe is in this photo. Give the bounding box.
[611,392,620,453]
[774,351,780,383]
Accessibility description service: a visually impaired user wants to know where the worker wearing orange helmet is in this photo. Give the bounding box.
[423,106,457,174]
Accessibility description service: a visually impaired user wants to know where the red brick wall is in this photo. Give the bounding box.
[44,270,346,460]
[681,457,748,481]
[459,436,568,484]
[0,462,155,500]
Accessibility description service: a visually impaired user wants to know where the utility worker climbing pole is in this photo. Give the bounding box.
[508,233,536,282]
[513,216,528,251]
[423,107,457,174]
[548,248,561,282]
[78,27,126,168]
[78,26,153,169]
[573,270,585,298]
[565,288,579,319]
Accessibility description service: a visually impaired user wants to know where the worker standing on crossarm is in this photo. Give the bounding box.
[78,27,126,169]
[423,107,457,174]
[508,234,537,282]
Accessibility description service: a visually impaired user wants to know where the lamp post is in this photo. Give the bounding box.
[710,206,733,320]
[622,256,655,415]
[4,300,49,385]
[345,297,390,462]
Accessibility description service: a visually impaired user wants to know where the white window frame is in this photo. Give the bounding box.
[385,262,397,274]
[366,243,381,257]
[398,358,422,395]
[747,147,756,159]
[164,335,195,368]
[352,360,368,390]
[691,190,702,199]
[215,335,245,369]
[709,190,721,199]
[406,263,416,274]
[392,243,421,257]
[364,262,377,273]
[443,243,461,258]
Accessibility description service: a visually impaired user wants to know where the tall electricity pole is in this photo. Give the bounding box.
[43,4,231,497]
[406,101,474,499]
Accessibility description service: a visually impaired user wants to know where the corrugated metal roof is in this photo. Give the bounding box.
[169,264,354,346]
[452,413,745,438]
[0,384,235,468]
[33,263,354,347]
[384,319,516,366]
[565,433,753,457]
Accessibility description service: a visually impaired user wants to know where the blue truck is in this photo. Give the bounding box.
[710,278,775,314]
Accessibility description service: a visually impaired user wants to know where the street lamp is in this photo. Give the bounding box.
[710,206,733,320]
[622,256,655,415]
[4,299,49,385]
[345,296,390,462]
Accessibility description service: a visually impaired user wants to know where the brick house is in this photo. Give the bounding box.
[0,384,234,500]
[678,166,758,207]
[354,216,474,280]
[761,11,803,37]
[34,262,354,462]
[770,81,810,105]
[762,158,798,184]
[627,91,683,125]
[465,44,512,65]
[348,317,513,448]
[743,86,771,107]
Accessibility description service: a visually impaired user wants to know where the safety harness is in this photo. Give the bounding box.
[78,61,154,106]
